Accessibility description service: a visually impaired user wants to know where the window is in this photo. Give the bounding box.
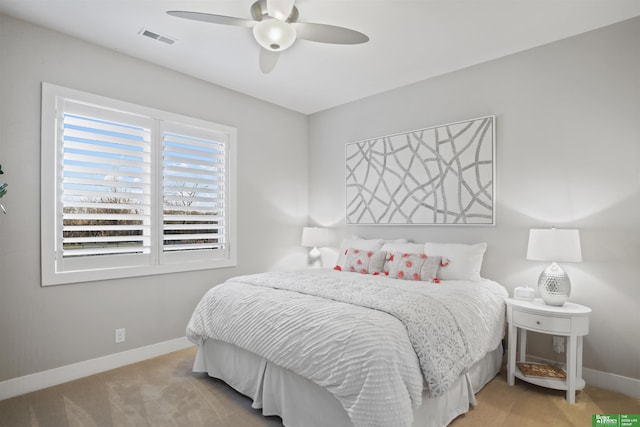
[41,83,236,285]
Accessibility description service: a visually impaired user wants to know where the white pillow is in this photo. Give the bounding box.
[422,242,487,281]
[380,242,424,254]
[336,238,384,267]
[383,238,409,244]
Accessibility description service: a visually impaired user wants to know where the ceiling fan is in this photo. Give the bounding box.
[167,0,369,74]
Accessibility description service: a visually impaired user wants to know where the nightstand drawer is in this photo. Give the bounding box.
[512,310,571,333]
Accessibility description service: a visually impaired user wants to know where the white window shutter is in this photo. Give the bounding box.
[161,122,227,259]
[59,101,153,260]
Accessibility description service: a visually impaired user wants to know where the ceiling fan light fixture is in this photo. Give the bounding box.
[253,18,296,51]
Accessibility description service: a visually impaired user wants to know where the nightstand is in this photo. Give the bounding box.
[506,297,591,403]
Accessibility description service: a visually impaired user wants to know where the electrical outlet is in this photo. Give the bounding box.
[552,336,565,353]
[115,328,126,344]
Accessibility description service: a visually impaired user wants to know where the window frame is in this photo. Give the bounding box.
[41,82,237,286]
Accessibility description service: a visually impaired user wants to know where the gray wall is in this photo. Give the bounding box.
[0,14,308,381]
[308,17,640,379]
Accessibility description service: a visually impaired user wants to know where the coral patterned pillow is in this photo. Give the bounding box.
[335,238,384,268]
[387,252,442,282]
[387,252,427,281]
[342,248,374,274]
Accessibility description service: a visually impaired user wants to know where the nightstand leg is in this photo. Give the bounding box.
[577,335,584,381]
[518,328,527,362]
[508,323,517,386]
[566,335,577,404]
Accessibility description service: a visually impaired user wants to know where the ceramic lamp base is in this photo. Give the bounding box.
[538,262,571,306]
[307,246,322,268]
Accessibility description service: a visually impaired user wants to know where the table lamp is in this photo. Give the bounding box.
[301,227,329,268]
[526,228,582,306]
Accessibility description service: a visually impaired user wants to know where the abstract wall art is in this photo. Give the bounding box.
[345,116,495,225]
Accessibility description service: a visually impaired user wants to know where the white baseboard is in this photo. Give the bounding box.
[0,336,193,401]
[582,367,640,399]
[524,354,640,398]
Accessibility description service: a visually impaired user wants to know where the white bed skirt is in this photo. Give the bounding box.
[193,339,502,427]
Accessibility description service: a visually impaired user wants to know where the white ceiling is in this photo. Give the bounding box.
[1,1,639,114]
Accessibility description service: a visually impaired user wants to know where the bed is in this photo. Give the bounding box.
[186,239,508,427]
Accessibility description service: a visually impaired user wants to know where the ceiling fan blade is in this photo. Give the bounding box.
[259,48,280,74]
[167,11,256,28]
[292,22,369,45]
[267,0,296,21]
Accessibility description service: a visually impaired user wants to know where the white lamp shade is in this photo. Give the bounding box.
[527,229,582,263]
[301,227,329,248]
[253,18,297,51]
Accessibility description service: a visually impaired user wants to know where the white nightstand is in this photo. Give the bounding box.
[506,297,591,404]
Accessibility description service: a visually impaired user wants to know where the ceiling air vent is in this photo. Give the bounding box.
[138,28,176,45]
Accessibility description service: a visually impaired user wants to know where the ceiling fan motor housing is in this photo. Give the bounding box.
[251,0,299,23]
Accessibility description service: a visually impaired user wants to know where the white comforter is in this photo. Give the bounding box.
[186,270,507,427]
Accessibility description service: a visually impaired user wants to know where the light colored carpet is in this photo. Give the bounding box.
[1,346,638,426]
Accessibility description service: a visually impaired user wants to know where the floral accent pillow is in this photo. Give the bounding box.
[335,238,384,268]
[341,248,373,274]
[335,248,388,274]
[386,252,442,282]
[387,252,427,281]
